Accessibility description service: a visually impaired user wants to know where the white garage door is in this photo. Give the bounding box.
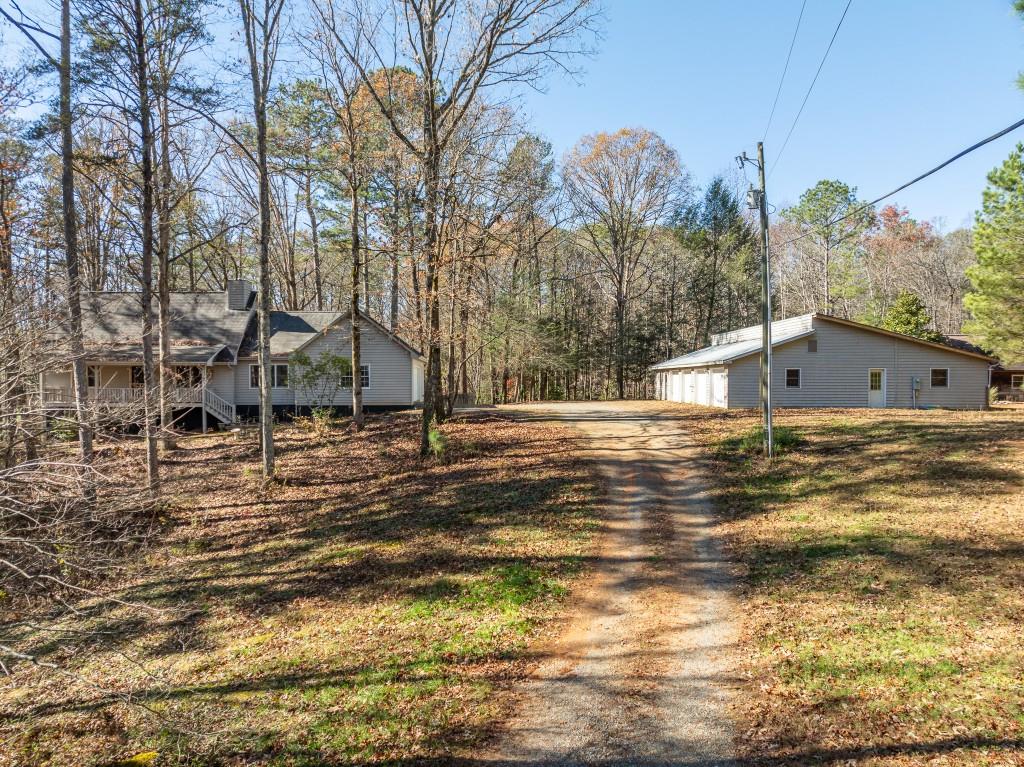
[694,369,709,405]
[684,371,695,403]
[711,367,728,408]
[668,372,680,402]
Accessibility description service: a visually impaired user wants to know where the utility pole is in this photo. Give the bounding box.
[737,143,774,457]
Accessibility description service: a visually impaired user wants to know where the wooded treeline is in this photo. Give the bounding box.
[0,0,990,475]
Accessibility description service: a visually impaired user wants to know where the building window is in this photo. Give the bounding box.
[807,338,817,353]
[341,364,371,389]
[87,365,97,388]
[1012,374,1024,390]
[250,364,289,388]
[785,368,801,388]
[869,369,883,391]
[930,368,949,388]
[130,365,144,388]
[174,366,202,388]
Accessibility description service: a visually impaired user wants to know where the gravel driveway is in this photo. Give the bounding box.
[487,401,738,767]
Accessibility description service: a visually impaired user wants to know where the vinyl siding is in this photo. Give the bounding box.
[232,362,296,406]
[234,318,415,407]
[43,365,134,390]
[726,317,990,409]
[208,366,235,401]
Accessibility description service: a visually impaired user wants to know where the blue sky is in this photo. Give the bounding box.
[4,0,1022,229]
[519,0,1024,230]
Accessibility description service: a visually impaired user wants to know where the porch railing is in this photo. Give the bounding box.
[42,386,206,406]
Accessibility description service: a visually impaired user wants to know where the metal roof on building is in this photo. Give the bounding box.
[650,326,814,371]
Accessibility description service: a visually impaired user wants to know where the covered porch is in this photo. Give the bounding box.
[41,363,234,429]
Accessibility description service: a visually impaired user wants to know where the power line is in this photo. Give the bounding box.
[768,0,854,179]
[763,0,808,142]
[775,114,1024,251]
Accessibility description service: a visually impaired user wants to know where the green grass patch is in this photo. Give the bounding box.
[692,408,1024,765]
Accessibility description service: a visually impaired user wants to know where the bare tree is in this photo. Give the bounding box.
[1,0,97,479]
[316,0,600,454]
[563,127,683,398]
[239,0,286,479]
[305,21,372,428]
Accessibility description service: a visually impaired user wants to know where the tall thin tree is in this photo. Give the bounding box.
[239,0,286,478]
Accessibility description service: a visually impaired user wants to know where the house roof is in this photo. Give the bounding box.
[237,311,342,357]
[651,324,814,370]
[78,292,253,364]
[945,334,1022,369]
[651,313,998,372]
[236,309,425,359]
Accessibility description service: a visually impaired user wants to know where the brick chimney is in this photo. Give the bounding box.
[225,279,253,311]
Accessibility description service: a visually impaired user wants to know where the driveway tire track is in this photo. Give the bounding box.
[486,401,738,767]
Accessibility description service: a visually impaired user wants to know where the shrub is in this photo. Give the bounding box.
[427,427,448,458]
[720,424,803,457]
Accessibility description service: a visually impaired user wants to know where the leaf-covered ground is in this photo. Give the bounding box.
[0,412,601,766]
[678,405,1024,766]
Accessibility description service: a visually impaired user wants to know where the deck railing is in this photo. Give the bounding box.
[42,386,206,406]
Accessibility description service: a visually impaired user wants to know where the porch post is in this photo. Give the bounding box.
[201,366,208,434]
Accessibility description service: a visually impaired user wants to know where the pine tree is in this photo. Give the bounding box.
[882,290,943,342]
[965,144,1024,362]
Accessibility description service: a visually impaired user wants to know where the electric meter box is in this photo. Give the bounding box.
[912,376,921,391]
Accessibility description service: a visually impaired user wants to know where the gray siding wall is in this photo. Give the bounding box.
[232,361,296,406]
[208,366,235,401]
[233,318,414,407]
[727,318,990,409]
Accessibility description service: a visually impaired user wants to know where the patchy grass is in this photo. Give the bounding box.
[0,412,600,766]
[677,405,1024,766]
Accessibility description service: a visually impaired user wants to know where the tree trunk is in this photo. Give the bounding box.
[60,0,93,471]
[350,179,363,430]
[240,0,277,480]
[615,292,625,399]
[134,0,160,497]
[157,93,176,451]
[419,139,441,455]
[304,170,323,310]
[389,197,400,331]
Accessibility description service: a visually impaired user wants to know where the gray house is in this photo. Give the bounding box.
[42,280,425,427]
[652,313,995,410]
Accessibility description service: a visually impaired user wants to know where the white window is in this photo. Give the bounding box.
[869,369,883,391]
[249,364,289,388]
[1012,374,1024,390]
[930,368,949,388]
[785,368,801,388]
[342,364,371,389]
